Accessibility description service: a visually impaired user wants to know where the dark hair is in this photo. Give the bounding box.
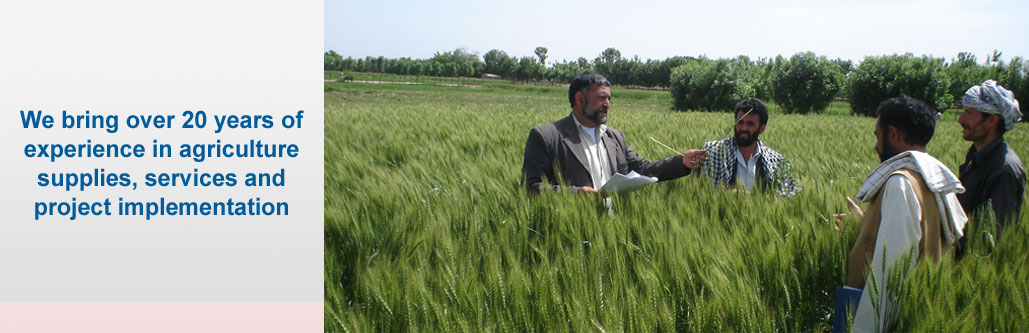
[734,98,768,125]
[876,95,936,146]
[568,73,611,108]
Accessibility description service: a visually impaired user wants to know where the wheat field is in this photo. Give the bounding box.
[324,76,1028,331]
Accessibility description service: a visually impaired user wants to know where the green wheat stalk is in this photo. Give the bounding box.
[649,136,686,157]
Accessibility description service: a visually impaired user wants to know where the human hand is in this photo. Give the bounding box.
[682,149,708,169]
[832,196,863,230]
[577,186,599,195]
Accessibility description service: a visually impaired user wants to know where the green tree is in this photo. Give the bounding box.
[432,48,480,64]
[548,59,587,84]
[534,46,548,67]
[998,57,1029,122]
[670,58,755,111]
[833,58,855,99]
[849,54,951,116]
[412,62,425,76]
[656,56,692,88]
[441,62,459,77]
[483,49,515,78]
[576,57,591,70]
[594,47,622,83]
[771,52,844,114]
[750,58,775,101]
[622,56,644,86]
[373,56,387,73]
[326,50,344,71]
[640,59,663,87]
[460,62,475,77]
[356,57,368,71]
[987,49,1004,65]
[514,56,542,82]
[946,52,990,108]
[341,57,356,71]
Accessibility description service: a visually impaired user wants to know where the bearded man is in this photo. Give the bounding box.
[521,73,707,195]
[845,96,968,331]
[698,98,796,196]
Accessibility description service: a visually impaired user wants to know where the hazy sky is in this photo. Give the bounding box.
[326,0,1028,64]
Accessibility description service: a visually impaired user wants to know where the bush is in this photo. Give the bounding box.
[997,57,1028,122]
[670,58,755,111]
[752,59,777,102]
[945,52,993,109]
[771,52,844,114]
[849,54,951,116]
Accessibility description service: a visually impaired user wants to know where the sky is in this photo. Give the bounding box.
[326,0,1029,64]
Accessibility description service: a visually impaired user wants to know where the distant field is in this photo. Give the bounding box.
[324,77,1028,331]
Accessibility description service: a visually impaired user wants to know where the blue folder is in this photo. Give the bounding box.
[833,286,862,333]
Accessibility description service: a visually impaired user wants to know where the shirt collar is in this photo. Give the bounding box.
[571,113,607,138]
[728,137,764,158]
[967,136,1006,164]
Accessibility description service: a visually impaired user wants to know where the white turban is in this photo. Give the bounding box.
[962,80,1022,131]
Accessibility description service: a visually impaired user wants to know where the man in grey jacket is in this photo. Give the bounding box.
[521,73,707,195]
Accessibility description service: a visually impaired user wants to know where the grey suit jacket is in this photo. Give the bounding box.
[521,114,691,194]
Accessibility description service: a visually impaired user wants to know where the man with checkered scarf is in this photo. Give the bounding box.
[697,98,797,196]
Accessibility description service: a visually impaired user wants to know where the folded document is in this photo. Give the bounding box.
[600,171,658,194]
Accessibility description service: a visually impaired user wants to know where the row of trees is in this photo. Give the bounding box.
[324,47,694,85]
[851,52,1027,116]
[324,48,550,82]
[670,51,1028,115]
[326,48,1027,116]
[325,49,484,78]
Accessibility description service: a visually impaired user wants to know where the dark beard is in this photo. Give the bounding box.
[583,105,607,125]
[961,117,987,141]
[734,129,758,147]
[878,139,901,163]
[582,95,607,125]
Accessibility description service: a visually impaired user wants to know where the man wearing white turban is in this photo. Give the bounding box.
[956,80,1026,251]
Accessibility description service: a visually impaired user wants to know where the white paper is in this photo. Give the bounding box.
[600,171,658,194]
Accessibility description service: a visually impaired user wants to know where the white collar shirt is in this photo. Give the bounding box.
[573,117,611,189]
[734,148,759,192]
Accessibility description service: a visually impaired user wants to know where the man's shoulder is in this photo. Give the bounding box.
[888,168,939,200]
[759,144,787,162]
[603,125,624,138]
[889,168,921,183]
[882,172,921,199]
[977,142,1027,181]
[531,116,571,136]
[1001,144,1026,175]
[530,121,556,133]
[702,138,734,163]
